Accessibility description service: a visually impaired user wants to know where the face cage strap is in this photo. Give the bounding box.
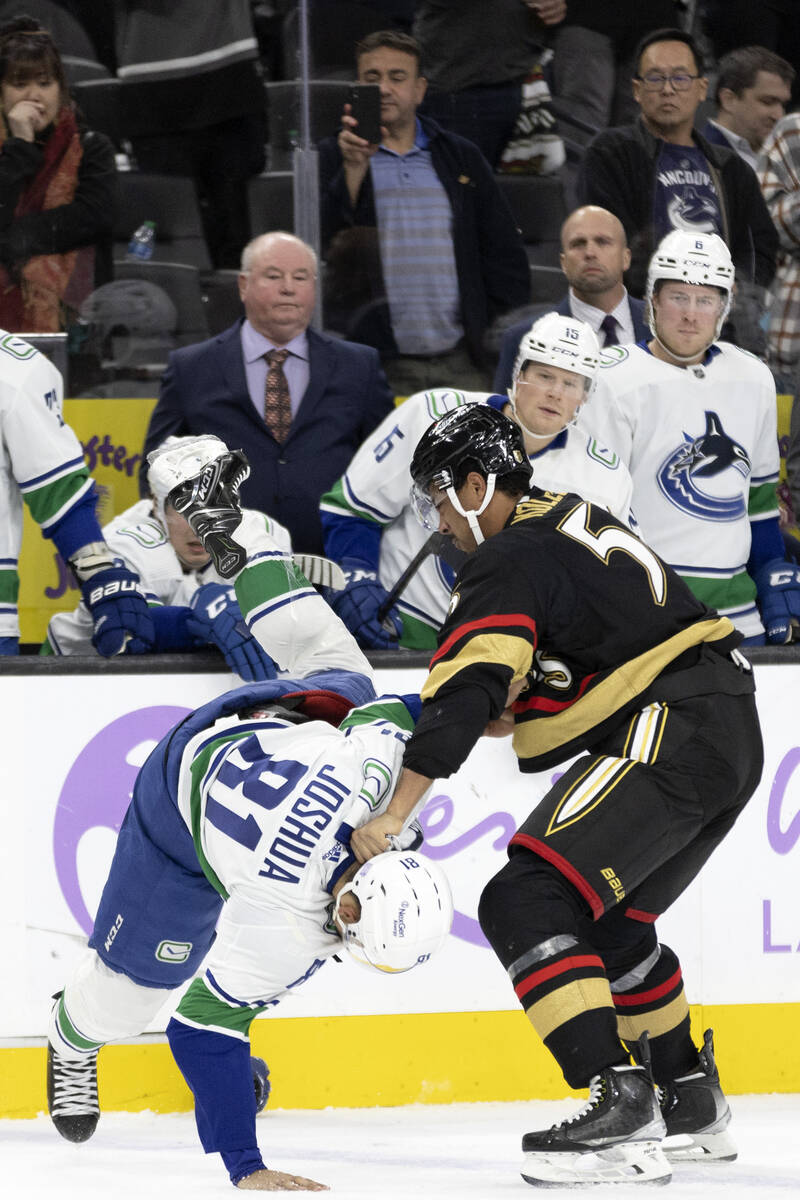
[445,472,497,546]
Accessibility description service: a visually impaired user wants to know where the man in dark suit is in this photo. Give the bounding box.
[141,232,395,554]
[494,206,648,394]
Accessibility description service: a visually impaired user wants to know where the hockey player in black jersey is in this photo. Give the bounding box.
[352,404,764,1188]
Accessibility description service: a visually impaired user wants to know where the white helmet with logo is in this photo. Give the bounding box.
[511,312,601,393]
[646,230,734,344]
[147,434,232,518]
[334,850,453,973]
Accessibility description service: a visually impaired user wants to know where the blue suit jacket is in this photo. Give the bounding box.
[141,322,395,554]
[492,294,649,394]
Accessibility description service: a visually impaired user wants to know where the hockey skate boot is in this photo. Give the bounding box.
[659,1028,737,1163]
[251,1056,271,1114]
[47,1041,99,1143]
[521,1062,670,1187]
[168,449,250,578]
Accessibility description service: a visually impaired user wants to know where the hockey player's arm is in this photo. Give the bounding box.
[350,766,432,862]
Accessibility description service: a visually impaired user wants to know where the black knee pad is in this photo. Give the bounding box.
[478,847,585,970]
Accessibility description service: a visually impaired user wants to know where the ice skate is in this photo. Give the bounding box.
[659,1029,737,1163]
[251,1056,271,1114]
[520,1062,670,1187]
[168,449,250,578]
[47,1041,100,1143]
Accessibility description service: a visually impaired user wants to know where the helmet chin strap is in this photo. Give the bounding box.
[446,473,497,546]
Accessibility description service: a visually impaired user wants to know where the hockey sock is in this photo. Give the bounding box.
[167,1017,262,1178]
[479,852,625,1089]
[610,942,697,1083]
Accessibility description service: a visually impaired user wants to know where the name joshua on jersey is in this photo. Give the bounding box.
[259,763,350,884]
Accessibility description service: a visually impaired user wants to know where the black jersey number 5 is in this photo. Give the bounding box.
[558,503,667,605]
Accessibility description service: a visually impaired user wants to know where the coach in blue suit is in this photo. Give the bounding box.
[493,206,649,394]
[141,232,394,554]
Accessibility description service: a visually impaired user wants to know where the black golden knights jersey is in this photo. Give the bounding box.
[403,489,747,779]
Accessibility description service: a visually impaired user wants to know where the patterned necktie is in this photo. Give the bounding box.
[600,313,619,348]
[263,348,292,443]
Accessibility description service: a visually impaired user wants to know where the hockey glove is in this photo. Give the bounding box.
[0,636,19,654]
[329,562,403,649]
[754,557,800,644]
[79,561,155,656]
[186,583,277,681]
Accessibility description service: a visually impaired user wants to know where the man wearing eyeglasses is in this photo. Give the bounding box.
[578,28,777,314]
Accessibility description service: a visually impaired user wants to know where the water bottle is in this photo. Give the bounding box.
[126,219,156,261]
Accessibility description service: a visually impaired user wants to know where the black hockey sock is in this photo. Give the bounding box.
[610,943,697,1084]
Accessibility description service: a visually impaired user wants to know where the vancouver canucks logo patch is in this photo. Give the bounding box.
[657,411,750,522]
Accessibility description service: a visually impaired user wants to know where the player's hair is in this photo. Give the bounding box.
[0,14,68,95]
[355,30,422,73]
[633,27,705,76]
[446,456,531,499]
[714,46,795,105]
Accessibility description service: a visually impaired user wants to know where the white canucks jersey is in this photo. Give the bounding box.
[175,694,417,1007]
[321,388,634,642]
[0,334,94,638]
[46,501,292,654]
[583,342,779,640]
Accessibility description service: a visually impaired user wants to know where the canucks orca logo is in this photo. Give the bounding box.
[667,187,717,233]
[657,411,750,521]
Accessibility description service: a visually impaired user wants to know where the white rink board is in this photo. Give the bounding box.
[1,663,798,1039]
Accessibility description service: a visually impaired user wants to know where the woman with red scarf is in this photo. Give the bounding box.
[0,16,114,332]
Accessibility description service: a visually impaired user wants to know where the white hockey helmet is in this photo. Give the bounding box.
[147,434,232,518]
[334,851,454,973]
[646,231,734,343]
[511,312,601,395]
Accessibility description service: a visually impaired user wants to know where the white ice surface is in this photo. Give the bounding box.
[3,1095,800,1199]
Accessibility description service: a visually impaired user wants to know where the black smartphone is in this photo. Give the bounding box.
[347,84,382,144]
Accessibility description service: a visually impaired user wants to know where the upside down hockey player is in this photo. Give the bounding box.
[46,442,453,1191]
[352,405,763,1187]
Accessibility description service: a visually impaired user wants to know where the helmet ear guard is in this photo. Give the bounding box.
[334,851,454,973]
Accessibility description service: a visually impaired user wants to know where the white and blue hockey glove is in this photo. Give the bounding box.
[78,558,155,656]
[186,583,277,681]
[329,561,403,650]
[754,558,800,644]
[0,636,19,654]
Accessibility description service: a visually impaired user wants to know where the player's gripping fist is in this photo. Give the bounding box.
[186,583,277,681]
[329,560,402,649]
[754,558,800,644]
[80,561,155,656]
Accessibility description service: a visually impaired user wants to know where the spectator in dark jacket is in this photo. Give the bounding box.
[578,27,778,321]
[319,30,530,396]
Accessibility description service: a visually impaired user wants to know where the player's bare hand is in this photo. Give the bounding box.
[351,813,404,862]
[484,707,516,738]
[338,104,377,165]
[237,1167,328,1191]
[6,99,46,141]
[525,0,567,25]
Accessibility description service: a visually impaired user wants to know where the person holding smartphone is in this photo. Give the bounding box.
[318,30,530,397]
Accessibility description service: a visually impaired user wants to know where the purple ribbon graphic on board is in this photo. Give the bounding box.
[53,707,189,934]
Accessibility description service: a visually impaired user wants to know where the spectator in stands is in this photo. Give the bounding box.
[494,205,650,393]
[759,112,800,388]
[702,1,800,104]
[578,27,778,308]
[412,0,564,170]
[701,46,794,172]
[141,232,394,556]
[318,29,530,396]
[114,2,265,269]
[550,0,680,135]
[45,434,285,681]
[0,15,114,332]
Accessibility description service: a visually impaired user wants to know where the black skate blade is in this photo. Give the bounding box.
[205,533,247,579]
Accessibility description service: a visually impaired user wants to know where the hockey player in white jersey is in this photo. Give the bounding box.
[46,444,453,1191]
[320,313,634,650]
[0,331,153,655]
[583,230,800,644]
[44,435,286,681]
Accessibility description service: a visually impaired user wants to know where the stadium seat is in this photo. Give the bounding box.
[113,260,209,352]
[495,174,568,267]
[264,80,351,170]
[113,173,212,271]
[247,173,295,237]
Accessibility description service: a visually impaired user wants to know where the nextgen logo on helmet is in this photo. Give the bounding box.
[393,899,410,939]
